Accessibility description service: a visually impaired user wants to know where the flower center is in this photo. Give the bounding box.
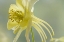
[9,9,24,23]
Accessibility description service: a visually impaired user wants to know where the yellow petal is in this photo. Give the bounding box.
[29,0,39,9]
[9,4,24,13]
[7,20,18,30]
[16,0,39,10]
[13,28,24,42]
[13,27,20,34]
[16,0,25,9]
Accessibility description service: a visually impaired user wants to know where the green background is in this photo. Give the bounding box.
[0,0,64,42]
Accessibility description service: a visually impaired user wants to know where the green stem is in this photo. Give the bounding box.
[31,28,35,42]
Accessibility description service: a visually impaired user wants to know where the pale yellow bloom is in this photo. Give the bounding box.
[7,0,54,42]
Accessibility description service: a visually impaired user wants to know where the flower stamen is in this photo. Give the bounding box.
[9,8,24,23]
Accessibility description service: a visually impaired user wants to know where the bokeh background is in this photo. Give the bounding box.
[0,0,64,42]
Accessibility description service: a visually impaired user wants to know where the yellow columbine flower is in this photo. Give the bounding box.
[7,0,54,42]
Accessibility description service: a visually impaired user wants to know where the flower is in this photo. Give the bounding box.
[7,0,54,42]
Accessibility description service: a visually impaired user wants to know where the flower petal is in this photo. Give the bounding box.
[7,20,18,30]
[29,0,39,10]
[16,0,39,11]
[13,28,24,42]
[9,4,24,13]
[13,26,20,34]
[25,19,32,42]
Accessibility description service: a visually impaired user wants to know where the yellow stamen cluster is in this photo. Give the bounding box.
[9,8,24,23]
